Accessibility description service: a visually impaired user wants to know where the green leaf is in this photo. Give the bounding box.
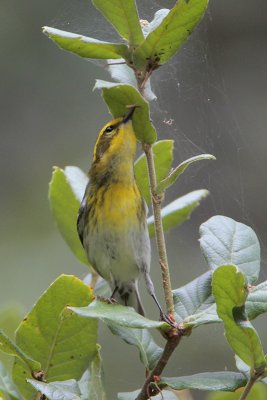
[49,166,89,267]
[173,271,221,328]
[183,303,220,328]
[212,265,266,372]
[182,217,267,328]
[161,372,246,392]
[27,379,81,400]
[107,62,157,102]
[235,355,250,379]
[177,275,267,329]
[13,275,97,400]
[94,80,157,144]
[133,0,209,69]
[156,154,215,193]
[87,345,106,400]
[141,78,157,102]
[173,271,212,323]
[141,9,170,38]
[134,140,174,205]
[118,389,178,400]
[43,27,129,60]
[78,369,90,400]
[246,281,267,320]
[200,216,260,284]
[108,61,137,86]
[148,189,209,237]
[70,299,166,330]
[0,362,20,399]
[30,348,106,400]
[108,323,163,370]
[92,0,144,45]
[173,271,215,323]
[0,330,40,372]
[207,382,267,400]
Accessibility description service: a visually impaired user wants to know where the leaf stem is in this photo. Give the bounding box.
[136,333,181,400]
[143,143,175,318]
[238,376,257,400]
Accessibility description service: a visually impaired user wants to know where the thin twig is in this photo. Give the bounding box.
[136,334,181,400]
[143,143,175,317]
[135,71,180,400]
[135,66,175,317]
[238,375,257,400]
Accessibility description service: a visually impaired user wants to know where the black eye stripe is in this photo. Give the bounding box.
[93,122,121,163]
[105,125,114,133]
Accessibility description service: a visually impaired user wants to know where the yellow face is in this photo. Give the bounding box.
[92,117,137,167]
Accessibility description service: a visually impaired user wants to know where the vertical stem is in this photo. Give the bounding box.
[143,143,175,317]
[136,334,181,400]
[238,376,257,400]
[135,69,175,317]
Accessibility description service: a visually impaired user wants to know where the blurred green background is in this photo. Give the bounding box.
[1,0,267,398]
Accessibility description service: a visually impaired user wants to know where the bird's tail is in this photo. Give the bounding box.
[114,282,145,316]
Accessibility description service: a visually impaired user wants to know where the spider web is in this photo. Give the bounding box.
[49,0,266,272]
[47,1,267,396]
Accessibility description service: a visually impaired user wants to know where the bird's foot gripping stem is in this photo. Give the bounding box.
[160,311,177,329]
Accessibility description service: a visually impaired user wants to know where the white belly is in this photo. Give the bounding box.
[84,225,151,287]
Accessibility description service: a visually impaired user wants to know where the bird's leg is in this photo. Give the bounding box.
[143,271,177,328]
[107,286,118,304]
[151,293,177,328]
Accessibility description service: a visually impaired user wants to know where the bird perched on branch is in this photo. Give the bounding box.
[77,106,167,321]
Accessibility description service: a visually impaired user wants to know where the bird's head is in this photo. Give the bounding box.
[90,106,137,182]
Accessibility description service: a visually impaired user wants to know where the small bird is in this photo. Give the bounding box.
[77,106,165,318]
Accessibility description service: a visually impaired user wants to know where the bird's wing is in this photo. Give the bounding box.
[142,197,149,216]
[77,195,87,246]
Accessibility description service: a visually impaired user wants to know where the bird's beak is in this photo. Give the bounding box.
[122,106,136,124]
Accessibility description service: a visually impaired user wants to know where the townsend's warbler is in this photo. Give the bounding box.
[77,107,164,318]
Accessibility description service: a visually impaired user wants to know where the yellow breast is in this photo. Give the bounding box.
[94,182,142,231]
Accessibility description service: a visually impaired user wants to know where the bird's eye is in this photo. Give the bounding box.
[104,125,114,134]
